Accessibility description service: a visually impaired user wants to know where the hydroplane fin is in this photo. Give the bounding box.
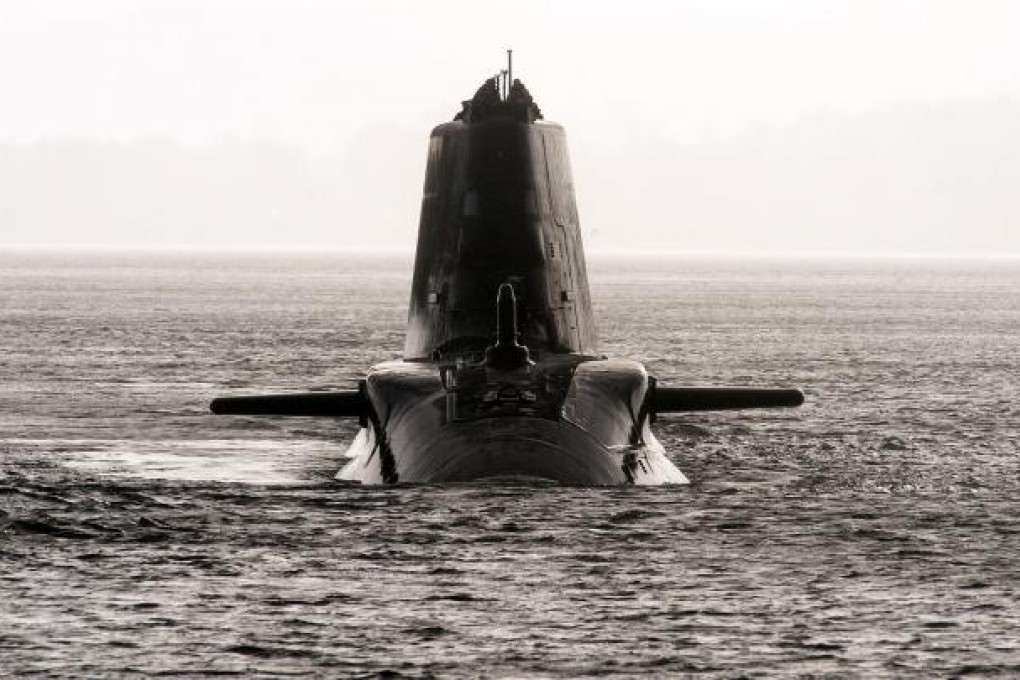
[652,386,804,414]
[209,390,366,418]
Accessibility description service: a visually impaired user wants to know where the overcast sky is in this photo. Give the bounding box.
[2,0,1018,254]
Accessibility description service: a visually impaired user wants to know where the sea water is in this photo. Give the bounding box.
[1,251,1018,676]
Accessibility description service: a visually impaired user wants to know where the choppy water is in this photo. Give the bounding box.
[2,251,1019,677]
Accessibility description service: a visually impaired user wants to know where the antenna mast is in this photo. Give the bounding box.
[492,50,515,101]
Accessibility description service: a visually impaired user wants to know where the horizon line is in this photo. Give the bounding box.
[3,243,1020,261]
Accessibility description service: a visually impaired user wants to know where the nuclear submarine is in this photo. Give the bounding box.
[210,70,804,485]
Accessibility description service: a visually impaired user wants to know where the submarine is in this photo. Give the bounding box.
[211,66,804,485]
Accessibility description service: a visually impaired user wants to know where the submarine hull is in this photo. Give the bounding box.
[337,357,688,485]
[209,75,802,484]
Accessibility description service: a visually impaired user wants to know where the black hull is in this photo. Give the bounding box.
[337,358,688,485]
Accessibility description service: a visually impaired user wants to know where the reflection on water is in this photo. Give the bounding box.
[52,439,336,484]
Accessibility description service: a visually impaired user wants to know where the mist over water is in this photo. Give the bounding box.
[2,251,1018,676]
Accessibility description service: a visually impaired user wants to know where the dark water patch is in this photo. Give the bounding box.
[951,663,1020,676]
[131,602,161,610]
[106,639,141,648]
[570,552,614,563]
[262,593,361,607]
[427,566,462,575]
[605,508,664,524]
[670,423,714,437]
[223,643,322,659]
[6,516,103,539]
[402,625,450,640]
[137,515,172,528]
[133,530,174,544]
[280,617,329,628]
[797,641,845,651]
[423,592,492,603]
[850,526,908,542]
[921,620,960,629]
[894,547,946,558]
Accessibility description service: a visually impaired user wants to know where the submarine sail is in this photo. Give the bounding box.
[405,77,596,360]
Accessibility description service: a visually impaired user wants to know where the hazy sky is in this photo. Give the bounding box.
[2,0,1018,254]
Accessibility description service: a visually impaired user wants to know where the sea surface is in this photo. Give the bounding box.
[1,251,1018,677]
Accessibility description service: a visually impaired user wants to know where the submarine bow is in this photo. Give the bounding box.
[209,71,804,485]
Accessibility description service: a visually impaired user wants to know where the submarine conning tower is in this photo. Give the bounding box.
[403,76,598,361]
